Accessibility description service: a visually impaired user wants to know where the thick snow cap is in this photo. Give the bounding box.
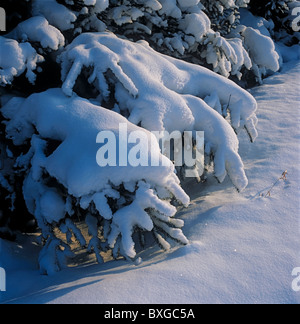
[58,32,258,191]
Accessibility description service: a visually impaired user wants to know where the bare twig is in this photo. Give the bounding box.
[226,94,232,111]
[264,170,288,198]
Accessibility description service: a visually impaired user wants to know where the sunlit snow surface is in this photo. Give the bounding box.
[0,60,299,304]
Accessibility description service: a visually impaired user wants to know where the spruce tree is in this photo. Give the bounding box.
[249,0,300,45]
[0,0,281,274]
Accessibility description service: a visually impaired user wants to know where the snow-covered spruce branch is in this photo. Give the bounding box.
[0,36,44,86]
[1,89,190,274]
[58,32,258,191]
[0,15,65,86]
[0,1,266,274]
[249,0,300,45]
[0,0,280,90]
[26,0,280,83]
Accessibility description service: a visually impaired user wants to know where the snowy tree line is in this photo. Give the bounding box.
[0,0,299,274]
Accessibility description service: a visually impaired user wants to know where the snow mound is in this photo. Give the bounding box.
[2,89,190,273]
[7,16,65,51]
[59,32,258,191]
[32,0,109,33]
[2,89,187,199]
[0,36,44,85]
[32,0,78,31]
[179,12,211,42]
[242,27,280,80]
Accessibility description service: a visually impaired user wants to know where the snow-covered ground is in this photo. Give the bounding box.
[0,60,299,304]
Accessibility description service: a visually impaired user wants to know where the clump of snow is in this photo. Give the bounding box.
[243,27,280,73]
[228,38,252,79]
[32,0,77,31]
[2,88,190,273]
[201,32,253,79]
[178,0,200,8]
[7,16,65,51]
[2,89,188,201]
[59,32,258,191]
[108,6,144,26]
[87,0,109,13]
[225,23,281,84]
[38,237,73,276]
[159,0,182,19]
[32,0,109,33]
[39,190,66,224]
[108,181,188,259]
[239,8,274,37]
[144,0,163,11]
[0,36,44,85]
[179,12,211,42]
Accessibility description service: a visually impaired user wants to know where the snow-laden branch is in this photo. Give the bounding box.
[32,0,109,32]
[7,16,65,51]
[0,36,44,85]
[2,89,190,273]
[59,32,258,191]
[0,16,66,86]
